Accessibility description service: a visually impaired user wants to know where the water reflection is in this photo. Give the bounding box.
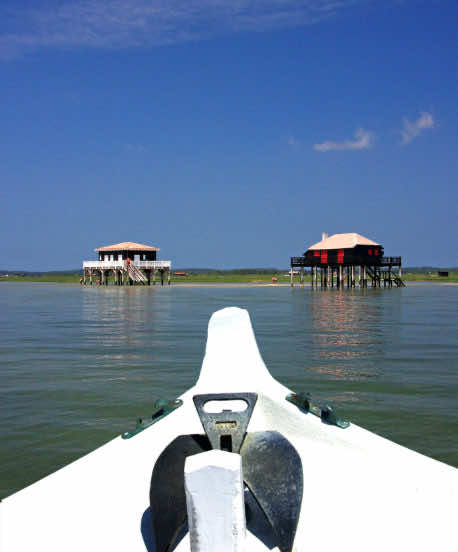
[82,286,172,365]
[296,288,403,381]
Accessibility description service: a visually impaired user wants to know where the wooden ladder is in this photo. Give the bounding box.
[367,266,405,287]
[126,262,147,283]
[392,274,406,287]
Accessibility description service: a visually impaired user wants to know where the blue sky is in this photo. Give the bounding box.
[1,0,457,270]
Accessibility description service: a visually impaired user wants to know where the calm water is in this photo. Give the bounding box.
[1,282,457,497]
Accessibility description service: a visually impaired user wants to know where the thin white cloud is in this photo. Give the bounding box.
[288,135,301,149]
[400,112,435,145]
[0,1,365,59]
[313,128,374,152]
[125,143,147,152]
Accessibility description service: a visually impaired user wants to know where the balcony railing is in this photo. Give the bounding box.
[290,257,307,267]
[291,255,401,267]
[380,257,401,265]
[83,260,171,269]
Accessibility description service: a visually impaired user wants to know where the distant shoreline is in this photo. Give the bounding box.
[1,269,457,286]
[1,280,457,288]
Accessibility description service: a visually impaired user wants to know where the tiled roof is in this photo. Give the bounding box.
[95,241,160,252]
[308,233,380,250]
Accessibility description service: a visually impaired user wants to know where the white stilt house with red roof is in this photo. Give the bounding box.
[291,232,404,288]
[82,241,171,285]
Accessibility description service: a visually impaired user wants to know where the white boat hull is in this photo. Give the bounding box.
[1,307,457,551]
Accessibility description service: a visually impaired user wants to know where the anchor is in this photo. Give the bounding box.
[150,393,303,552]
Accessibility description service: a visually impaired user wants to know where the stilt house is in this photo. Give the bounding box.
[291,233,404,287]
[82,241,171,285]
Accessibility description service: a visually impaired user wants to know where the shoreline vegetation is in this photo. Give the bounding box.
[1,268,457,284]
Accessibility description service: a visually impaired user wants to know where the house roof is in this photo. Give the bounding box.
[95,241,160,252]
[308,233,380,251]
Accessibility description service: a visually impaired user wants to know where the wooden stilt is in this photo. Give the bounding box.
[167,269,171,285]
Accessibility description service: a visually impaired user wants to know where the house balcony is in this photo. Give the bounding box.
[291,255,401,268]
[83,260,171,270]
